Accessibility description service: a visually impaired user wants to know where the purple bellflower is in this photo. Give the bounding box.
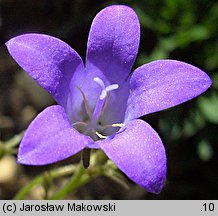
[6,5,212,194]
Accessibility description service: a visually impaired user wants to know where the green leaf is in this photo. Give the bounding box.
[197,140,213,161]
[198,93,218,124]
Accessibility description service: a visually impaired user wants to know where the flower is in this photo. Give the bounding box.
[6,5,212,194]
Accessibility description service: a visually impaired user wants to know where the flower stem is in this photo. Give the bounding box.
[5,131,24,148]
[0,131,24,158]
[50,162,91,200]
[14,164,77,200]
[14,151,119,200]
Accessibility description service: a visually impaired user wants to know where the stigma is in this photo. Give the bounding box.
[91,77,119,125]
[93,77,119,100]
[73,77,123,141]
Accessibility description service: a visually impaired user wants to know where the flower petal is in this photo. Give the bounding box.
[18,105,92,165]
[125,60,212,121]
[99,119,166,194]
[6,33,84,107]
[86,5,140,83]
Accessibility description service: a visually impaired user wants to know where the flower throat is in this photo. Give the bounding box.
[73,77,124,142]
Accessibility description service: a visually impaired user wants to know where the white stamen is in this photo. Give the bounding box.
[111,123,125,127]
[95,131,107,139]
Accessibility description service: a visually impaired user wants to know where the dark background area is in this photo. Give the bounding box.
[0,0,218,199]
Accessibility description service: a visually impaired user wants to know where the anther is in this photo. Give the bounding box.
[102,123,125,129]
[95,131,107,139]
[111,123,125,127]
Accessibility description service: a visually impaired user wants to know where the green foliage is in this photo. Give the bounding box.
[197,139,213,161]
[198,93,218,124]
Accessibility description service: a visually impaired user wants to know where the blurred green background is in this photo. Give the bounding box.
[0,0,217,199]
